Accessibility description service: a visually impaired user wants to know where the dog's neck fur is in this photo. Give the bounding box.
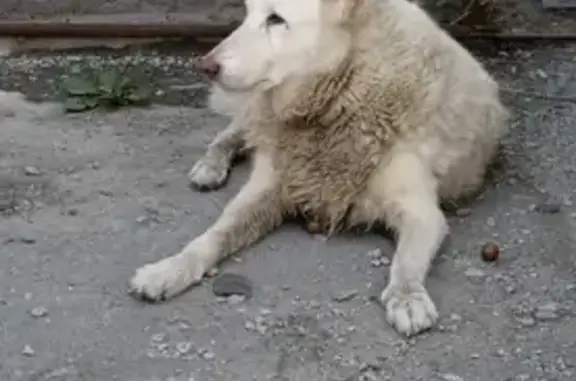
[266,54,356,128]
[244,51,391,234]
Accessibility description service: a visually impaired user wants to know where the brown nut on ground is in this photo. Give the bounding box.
[481,242,500,262]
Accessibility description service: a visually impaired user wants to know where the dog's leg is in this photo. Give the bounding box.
[366,152,448,336]
[188,118,247,191]
[132,153,282,302]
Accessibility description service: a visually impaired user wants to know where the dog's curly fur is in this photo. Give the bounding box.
[130,0,509,337]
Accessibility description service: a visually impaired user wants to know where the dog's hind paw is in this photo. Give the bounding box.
[380,284,438,337]
[188,157,230,191]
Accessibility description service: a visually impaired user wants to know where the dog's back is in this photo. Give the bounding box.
[358,0,508,199]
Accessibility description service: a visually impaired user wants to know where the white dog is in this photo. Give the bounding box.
[130,0,508,337]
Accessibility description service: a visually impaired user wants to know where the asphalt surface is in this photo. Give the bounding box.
[0,41,576,381]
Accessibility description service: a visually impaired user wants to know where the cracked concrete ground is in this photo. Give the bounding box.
[1,41,576,381]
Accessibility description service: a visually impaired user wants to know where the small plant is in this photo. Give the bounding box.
[60,65,153,113]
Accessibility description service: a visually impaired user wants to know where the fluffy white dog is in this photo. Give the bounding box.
[130,0,509,337]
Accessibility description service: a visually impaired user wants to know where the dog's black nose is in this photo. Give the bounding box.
[200,56,221,80]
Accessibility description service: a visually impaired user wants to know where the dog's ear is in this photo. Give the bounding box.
[322,0,365,24]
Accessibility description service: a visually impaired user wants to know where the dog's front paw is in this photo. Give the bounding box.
[188,157,230,191]
[129,254,206,302]
[380,284,438,337]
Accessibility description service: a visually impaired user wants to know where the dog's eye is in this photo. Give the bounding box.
[266,13,285,27]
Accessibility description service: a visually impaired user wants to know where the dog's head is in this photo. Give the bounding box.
[199,0,366,96]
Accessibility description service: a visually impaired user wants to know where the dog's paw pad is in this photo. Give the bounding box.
[380,285,438,336]
[188,158,229,191]
[129,256,202,302]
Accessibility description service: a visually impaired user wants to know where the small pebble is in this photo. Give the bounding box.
[332,290,358,303]
[465,268,486,278]
[244,320,256,331]
[199,350,215,360]
[455,208,472,217]
[495,348,507,357]
[481,242,500,262]
[29,307,48,318]
[151,333,167,343]
[67,208,79,216]
[533,303,559,321]
[534,201,561,214]
[367,248,383,259]
[518,317,536,327]
[536,69,548,78]
[176,342,193,355]
[19,237,36,244]
[24,166,41,176]
[21,345,35,356]
[226,294,246,305]
[449,313,462,321]
[370,259,382,267]
[438,373,464,381]
[534,310,558,320]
